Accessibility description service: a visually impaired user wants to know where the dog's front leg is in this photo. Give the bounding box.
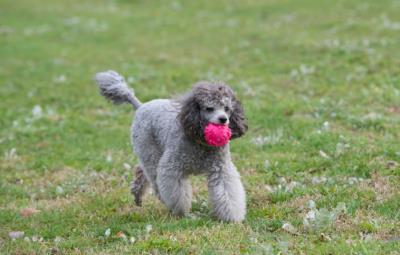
[156,157,192,216]
[207,162,246,222]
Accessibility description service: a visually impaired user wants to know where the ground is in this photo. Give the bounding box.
[0,0,399,254]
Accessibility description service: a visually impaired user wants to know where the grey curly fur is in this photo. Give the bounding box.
[94,70,141,109]
[95,70,248,222]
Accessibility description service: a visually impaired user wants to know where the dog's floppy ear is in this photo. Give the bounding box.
[229,94,248,139]
[179,91,203,141]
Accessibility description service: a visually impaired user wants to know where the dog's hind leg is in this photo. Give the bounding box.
[130,165,149,206]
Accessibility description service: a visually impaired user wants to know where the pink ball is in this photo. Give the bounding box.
[204,123,232,147]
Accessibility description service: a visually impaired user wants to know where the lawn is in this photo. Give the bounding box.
[0,0,399,254]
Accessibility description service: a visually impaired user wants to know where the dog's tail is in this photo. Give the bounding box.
[94,70,141,110]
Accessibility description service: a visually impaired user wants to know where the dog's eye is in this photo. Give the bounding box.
[206,107,214,112]
[224,106,230,112]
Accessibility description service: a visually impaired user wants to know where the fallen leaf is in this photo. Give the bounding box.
[311,176,327,185]
[31,235,43,242]
[20,208,41,218]
[9,231,24,239]
[320,233,332,242]
[104,228,111,237]
[116,231,127,241]
[54,236,62,244]
[56,186,64,194]
[303,210,317,227]
[123,163,131,170]
[319,150,330,159]
[386,160,398,169]
[264,159,271,169]
[308,200,316,209]
[387,107,399,113]
[282,222,297,235]
[145,224,152,233]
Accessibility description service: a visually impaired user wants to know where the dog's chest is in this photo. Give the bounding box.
[181,147,226,175]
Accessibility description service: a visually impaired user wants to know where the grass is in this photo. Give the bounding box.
[0,0,399,254]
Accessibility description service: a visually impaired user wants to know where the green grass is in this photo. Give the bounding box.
[1,0,399,254]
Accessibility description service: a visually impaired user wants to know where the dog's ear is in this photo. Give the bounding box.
[179,91,203,141]
[229,94,248,139]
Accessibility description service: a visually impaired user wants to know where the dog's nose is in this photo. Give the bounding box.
[219,117,228,124]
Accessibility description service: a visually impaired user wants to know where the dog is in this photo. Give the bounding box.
[95,70,248,222]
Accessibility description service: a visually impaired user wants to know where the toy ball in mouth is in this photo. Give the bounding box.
[204,123,232,147]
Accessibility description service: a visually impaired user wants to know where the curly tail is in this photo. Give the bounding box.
[94,70,141,110]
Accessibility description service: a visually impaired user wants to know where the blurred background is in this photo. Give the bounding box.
[1,0,399,254]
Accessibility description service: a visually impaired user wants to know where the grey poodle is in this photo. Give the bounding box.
[94,71,248,222]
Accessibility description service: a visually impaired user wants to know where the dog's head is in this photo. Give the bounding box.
[179,81,247,143]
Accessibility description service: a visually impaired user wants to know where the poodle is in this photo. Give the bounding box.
[94,71,248,222]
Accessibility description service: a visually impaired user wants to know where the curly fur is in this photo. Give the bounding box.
[180,81,248,142]
[94,70,141,109]
[95,70,248,222]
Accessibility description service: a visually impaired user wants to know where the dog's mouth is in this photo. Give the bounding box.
[208,121,230,126]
